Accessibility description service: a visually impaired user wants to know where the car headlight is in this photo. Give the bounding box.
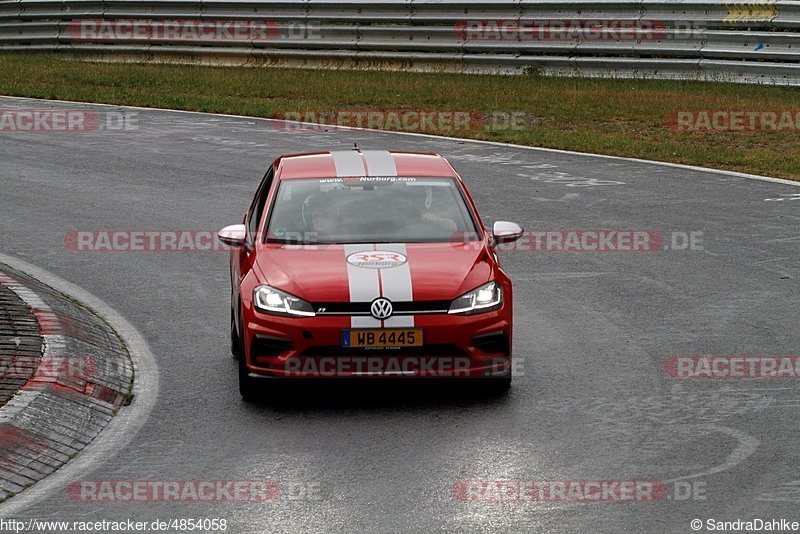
[253,285,316,317]
[448,281,503,315]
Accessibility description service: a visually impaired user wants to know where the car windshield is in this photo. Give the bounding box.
[265,176,480,244]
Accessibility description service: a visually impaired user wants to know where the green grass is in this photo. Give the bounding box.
[2,53,799,179]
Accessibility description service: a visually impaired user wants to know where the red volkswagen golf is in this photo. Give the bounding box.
[218,150,522,399]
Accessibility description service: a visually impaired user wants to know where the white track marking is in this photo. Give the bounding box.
[662,425,760,484]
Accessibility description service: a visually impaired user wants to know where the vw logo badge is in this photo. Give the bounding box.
[370,298,393,320]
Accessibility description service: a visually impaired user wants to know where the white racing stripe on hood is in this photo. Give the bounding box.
[331,151,365,177]
[361,150,397,176]
[344,243,415,328]
[377,243,414,328]
[344,244,381,328]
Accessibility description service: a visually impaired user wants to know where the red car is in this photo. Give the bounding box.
[218,150,522,399]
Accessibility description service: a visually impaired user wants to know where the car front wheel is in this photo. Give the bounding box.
[238,356,257,400]
[231,308,243,359]
[483,365,512,393]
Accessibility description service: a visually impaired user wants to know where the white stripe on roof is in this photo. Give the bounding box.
[361,150,397,177]
[331,151,365,177]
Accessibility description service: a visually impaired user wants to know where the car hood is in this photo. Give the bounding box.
[254,242,493,303]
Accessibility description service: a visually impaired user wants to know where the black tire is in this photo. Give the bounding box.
[231,308,242,359]
[234,304,256,400]
[238,355,257,400]
[483,366,512,393]
[487,375,512,391]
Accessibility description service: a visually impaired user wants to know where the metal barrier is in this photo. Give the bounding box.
[0,0,798,84]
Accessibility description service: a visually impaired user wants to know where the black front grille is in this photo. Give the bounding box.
[312,301,450,315]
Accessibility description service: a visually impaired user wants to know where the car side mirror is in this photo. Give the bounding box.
[218,224,247,248]
[492,221,523,244]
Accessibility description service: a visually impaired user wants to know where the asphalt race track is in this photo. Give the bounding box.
[1,96,799,533]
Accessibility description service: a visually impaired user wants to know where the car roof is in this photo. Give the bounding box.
[275,150,458,180]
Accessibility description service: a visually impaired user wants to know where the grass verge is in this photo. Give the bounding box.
[1,53,798,180]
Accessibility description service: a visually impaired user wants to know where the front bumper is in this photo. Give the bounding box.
[242,307,511,379]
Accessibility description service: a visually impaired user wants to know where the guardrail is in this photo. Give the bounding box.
[1,0,798,85]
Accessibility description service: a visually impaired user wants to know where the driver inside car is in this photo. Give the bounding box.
[304,192,340,237]
[400,189,457,235]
